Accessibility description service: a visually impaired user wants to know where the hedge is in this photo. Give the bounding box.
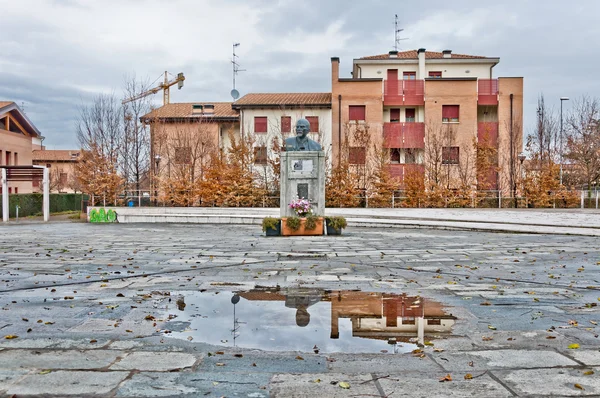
[0,193,83,218]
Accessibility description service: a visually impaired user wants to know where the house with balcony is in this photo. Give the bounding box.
[331,49,523,193]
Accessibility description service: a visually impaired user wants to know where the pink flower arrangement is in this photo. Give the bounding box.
[289,197,312,217]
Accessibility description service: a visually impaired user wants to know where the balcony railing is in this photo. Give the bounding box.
[383,122,425,149]
[386,164,425,181]
[384,80,425,106]
[478,79,498,105]
[477,122,499,147]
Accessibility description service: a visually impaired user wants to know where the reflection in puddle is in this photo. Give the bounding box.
[163,288,456,354]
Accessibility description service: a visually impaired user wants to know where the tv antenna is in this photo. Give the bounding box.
[231,42,245,100]
[394,14,409,51]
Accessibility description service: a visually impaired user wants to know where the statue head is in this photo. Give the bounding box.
[295,306,310,327]
[295,118,310,139]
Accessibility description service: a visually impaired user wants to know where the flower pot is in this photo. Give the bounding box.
[265,222,281,237]
[281,217,324,236]
[326,221,343,236]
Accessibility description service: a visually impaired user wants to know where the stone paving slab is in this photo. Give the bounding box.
[269,373,379,397]
[377,371,513,397]
[495,367,600,397]
[109,351,199,371]
[5,370,130,396]
[0,349,123,370]
[433,349,580,371]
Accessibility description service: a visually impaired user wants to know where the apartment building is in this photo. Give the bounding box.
[232,93,332,164]
[331,49,523,193]
[0,101,44,194]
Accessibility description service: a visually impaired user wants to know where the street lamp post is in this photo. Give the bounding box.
[518,153,526,207]
[154,155,161,207]
[560,97,569,185]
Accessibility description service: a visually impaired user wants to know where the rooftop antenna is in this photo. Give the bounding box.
[394,14,409,51]
[20,101,26,114]
[231,43,245,100]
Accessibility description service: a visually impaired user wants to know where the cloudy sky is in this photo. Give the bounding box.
[2,0,599,149]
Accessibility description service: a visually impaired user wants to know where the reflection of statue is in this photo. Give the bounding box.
[284,288,324,327]
[284,119,322,151]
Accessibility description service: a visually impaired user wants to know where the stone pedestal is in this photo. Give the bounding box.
[280,151,325,217]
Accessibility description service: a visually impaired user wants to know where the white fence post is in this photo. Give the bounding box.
[1,168,8,223]
[581,190,584,209]
[43,166,49,222]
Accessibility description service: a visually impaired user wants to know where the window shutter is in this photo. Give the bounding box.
[405,108,416,121]
[306,116,319,132]
[349,147,366,164]
[442,105,459,121]
[254,146,267,164]
[390,109,400,122]
[254,117,268,133]
[349,105,366,121]
[281,116,291,133]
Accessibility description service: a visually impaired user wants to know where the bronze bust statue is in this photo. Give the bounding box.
[284,119,322,151]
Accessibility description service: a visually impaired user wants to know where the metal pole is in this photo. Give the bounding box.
[16,205,19,222]
[560,100,563,185]
[1,168,8,222]
[43,167,49,222]
[581,190,584,209]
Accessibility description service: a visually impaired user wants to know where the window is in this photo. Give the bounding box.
[254,146,267,164]
[390,148,400,163]
[403,71,416,80]
[46,163,51,168]
[390,148,419,164]
[281,116,291,133]
[442,105,460,122]
[254,116,268,133]
[428,319,442,325]
[60,173,68,186]
[349,147,366,164]
[0,150,2,165]
[403,317,415,325]
[14,187,18,194]
[305,116,319,132]
[429,71,442,78]
[405,148,417,164]
[349,105,366,121]
[6,151,11,165]
[174,147,192,164]
[390,109,400,123]
[442,146,460,164]
[405,108,416,122]
[14,153,18,165]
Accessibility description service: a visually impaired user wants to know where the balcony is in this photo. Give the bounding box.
[478,79,498,105]
[386,164,425,181]
[477,122,499,147]
[384,80,425,106]
[383,122,425,149]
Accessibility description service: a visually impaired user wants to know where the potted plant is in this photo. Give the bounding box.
[262,217,281,236]
[325,216,347,235]
[281,198,324,236]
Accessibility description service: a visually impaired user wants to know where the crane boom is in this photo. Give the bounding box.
[122,71,185,105]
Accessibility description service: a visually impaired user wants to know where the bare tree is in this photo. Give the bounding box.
[565,96,600,196]
[76,94,122,168]
[122,75,152,197]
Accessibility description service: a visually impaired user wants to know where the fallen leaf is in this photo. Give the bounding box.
[339,382,350,389]
[482,336,493,341]
[591,321,598,325]
[90,339,97,343]
[215,351,224,355]
[488,325,497,330]
[574,383,584,390]
[39,369,52,375]
[295,356,304,360]
[464,373,473,380]
[4,335,18,339]
[480,301,492,306]
[212,382,219,386]
[583,370,594,375]
[116,293,124,297]
[215,362,226,366]
[546,336,556,340]
[234,354,243,358]
[313,379,321,383]
[468,361,474,367]
[433,348,445,353]
[144,315,155,321]
[568,343,580,349]
[439,374,452,382]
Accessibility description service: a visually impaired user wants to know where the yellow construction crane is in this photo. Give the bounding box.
[121,71,185,105]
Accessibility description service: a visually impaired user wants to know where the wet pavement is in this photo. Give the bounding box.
[0,222,599,397]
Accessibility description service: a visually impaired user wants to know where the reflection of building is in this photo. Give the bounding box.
[329,291,455,345]
[236,288,456,345]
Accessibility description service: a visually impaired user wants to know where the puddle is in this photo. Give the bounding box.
[162,288,456,354]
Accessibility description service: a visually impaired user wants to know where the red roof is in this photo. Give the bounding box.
[32,150,81,162]
[360,50,488,60]
[233,93,332,107]
[141,102,238,120]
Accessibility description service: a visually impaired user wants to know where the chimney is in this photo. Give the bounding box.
[389,50,398,58]
[331,57,340,85]
[417,48,426,79]
[443,49,452,58]
[203,104,215,115]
